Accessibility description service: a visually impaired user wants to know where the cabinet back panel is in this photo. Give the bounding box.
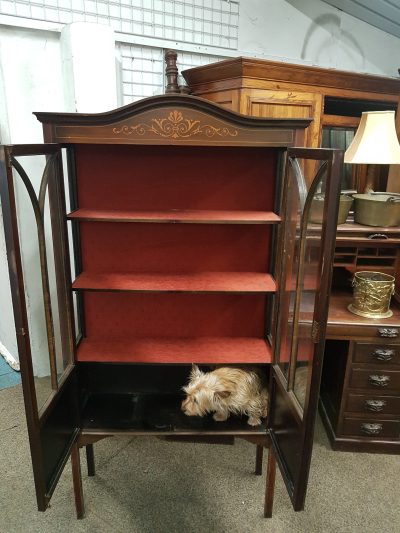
[79,222,271,273]
[82,292,265,338]
[74,145,277,211]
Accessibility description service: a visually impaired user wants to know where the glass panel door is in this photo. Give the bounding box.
[0,144,79,511]
[268,147,343,511]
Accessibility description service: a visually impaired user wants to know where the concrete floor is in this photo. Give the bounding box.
[1,384,399,533]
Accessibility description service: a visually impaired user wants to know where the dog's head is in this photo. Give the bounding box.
[181,365,231,417]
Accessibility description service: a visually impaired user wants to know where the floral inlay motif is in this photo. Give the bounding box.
[113,110,238,139]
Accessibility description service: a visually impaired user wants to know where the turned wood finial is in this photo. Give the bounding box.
[165,49,180,94]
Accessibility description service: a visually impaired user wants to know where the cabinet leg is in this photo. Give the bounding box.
[264,449,276,518]
[86,444,95,477]
[71,443,85,519]
[255,444,263,475]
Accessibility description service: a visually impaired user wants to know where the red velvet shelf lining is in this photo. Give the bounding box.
[79,223,270,275]
[67,208,280,224]
[76,337,272,364]
[74,145,277,212]
[72,272,276,293]
[84,292,265,338]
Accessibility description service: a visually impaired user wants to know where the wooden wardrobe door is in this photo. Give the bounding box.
[0,144,79,511]
[268,147,343,511]
[240,89,323,149]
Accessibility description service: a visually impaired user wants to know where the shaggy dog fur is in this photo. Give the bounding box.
[181,365,268,426]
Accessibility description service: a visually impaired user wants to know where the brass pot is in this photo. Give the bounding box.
[353,193,400,227]
[310,194,353,225]
[348,271,395,319]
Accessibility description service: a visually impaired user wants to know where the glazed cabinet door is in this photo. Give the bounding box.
[268,147,343,511]
[0,145,79,511]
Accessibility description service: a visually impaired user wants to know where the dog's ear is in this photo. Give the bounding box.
[214,390,231,400]
[190,364,203,380]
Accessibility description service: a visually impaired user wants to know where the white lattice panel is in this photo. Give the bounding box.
[119,44,164,103]
[176,50,224,86]
[119,43,224,104]
[0,0,239,49]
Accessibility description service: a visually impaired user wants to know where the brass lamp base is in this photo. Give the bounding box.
[347,304,393,319]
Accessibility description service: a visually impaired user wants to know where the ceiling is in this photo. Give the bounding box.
[322,0,400,39]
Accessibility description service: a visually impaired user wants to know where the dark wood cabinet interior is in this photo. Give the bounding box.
[79,363,270,433]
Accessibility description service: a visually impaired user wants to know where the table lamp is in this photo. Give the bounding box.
[344,110,400,165]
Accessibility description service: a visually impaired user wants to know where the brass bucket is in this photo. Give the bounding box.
[353,193,400,227]
[348,271,395,318]
[310,194,353,225]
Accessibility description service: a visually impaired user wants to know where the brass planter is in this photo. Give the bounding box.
[348,271,395,319]
[353,193,400,227]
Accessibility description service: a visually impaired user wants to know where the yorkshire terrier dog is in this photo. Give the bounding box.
[181,365,268,426]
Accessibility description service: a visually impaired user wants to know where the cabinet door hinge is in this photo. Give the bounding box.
[311,321,320,343]
[18,327,27,337]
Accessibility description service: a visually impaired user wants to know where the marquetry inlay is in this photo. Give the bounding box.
[112,110,238,139]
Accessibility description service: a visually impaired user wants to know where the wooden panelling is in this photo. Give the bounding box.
[240,89,323,149]
[183,57,400,99]
[193,90,239,111]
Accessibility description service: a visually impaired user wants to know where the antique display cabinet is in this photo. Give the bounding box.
[0,93,342,518]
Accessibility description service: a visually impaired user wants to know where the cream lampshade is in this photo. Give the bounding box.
[344,110,400,164]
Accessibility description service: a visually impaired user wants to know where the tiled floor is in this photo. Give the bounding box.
[0,355,21,390]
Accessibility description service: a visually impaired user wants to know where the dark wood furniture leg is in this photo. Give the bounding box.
[255,444,263,475]
[264,448,276,518]
[71,443,85,519]
[85,444,95,477]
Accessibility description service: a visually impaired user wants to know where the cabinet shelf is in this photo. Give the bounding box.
[67,208,280,225]
[76,337,272,364]
[82,392,266,434]
[72,271,276,293]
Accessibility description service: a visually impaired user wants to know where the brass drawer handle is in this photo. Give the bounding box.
[360,423,383,436]
[372,348,395,362]
[378,328,398,338]
[368,234,388,240]
[364,399,387,412]
[368,374,390,387]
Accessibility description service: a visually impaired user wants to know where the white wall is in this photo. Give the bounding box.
[0,27,66,142]
[0,0,400,376]
[0,27,66,375]
[0,23,117,377]
[239,0,400,77]
[61,22,117,112]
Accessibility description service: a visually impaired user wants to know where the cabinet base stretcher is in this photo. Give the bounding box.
[71,434,275,519]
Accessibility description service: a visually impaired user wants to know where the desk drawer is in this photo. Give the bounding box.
[342,417,400,438]
[327,324,400,340]
[354,343,400,365]
[349,369,400,392]
[346,394,400,416]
